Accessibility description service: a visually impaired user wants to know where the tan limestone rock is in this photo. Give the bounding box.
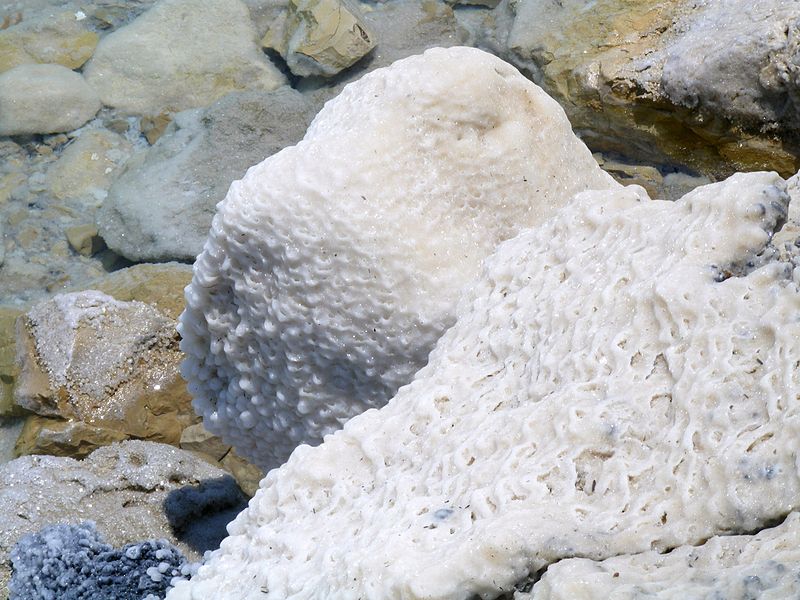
[14,416,128,459]
[263,0,376,77]
[47,130,132,202]
[12,291,198,447]
[90,262,193,320]
[65,224,105,257]
[180,423,231,462]
[0,11,98,73]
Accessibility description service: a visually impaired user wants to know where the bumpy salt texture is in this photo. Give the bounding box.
[170,171,800,599]
[528,512,800,599]
[178,46,617,470]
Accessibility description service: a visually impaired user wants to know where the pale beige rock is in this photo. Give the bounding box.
[0,10,98,73]
[220,450,264,498]
[47,130,132,201]
[263,0,375,77]
[0,64,100,135]
[13,291,197,445]
[83,0,286,115]
[65,224,105,257]
[180,423,231,462]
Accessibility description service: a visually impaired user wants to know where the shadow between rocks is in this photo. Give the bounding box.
[163,475,248,555]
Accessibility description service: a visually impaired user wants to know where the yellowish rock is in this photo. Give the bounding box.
[14,416,128,459]
[65,224,105,257]
[263,0,376,77]
[0,307,24,418]
[47,130,132,201]
[90,262,193,320]
[13,291,199,448]
[180,423,231,462]
[0,11,98,73]
[220,450,264,497]
[140,113,172,145]
[0,172,27,206]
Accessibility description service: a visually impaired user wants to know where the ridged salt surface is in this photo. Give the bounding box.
[528,512,800,599]
[169,170,800,599]
[178,46,617,470]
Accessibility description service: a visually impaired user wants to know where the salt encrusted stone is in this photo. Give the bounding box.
[0,64,100,136]
[170,171,800,599]
[527,512,800,599]
[179,46,618,471]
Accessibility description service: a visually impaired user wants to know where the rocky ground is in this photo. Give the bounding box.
[0,0,797,598]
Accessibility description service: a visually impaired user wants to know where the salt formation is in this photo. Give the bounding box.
[528,513,800,599]
[10,522,191,600]
[170,171,800,599]
[179,46,618,469]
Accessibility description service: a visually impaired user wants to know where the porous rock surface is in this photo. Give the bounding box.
[527,512,800,599]
[0,64,100,136]
[83,0,286,115]
[98,88,316,262]
[179,46,618,470]
[170,171,800,599]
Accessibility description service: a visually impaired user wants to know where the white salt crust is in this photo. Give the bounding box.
[178,46,617,470]
[169,170,800,600]
[528,512,800,599]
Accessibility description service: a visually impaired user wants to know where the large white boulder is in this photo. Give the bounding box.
[83,0,286,115]
[178,46,619,470]
[170,170,800,599]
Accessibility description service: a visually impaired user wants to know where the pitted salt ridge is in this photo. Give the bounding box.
[528,512,800,599]
[169,171,800,600]
[178,46,618,470]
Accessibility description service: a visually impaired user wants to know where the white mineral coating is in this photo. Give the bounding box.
[83,0,286,115]
[528,512,800,599]
[655,0,800,130]
[0,64,100,136]
[179,46,619,470]
[0,440,239,567]
[170,171,800,600]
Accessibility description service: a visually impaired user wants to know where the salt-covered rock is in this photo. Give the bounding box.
[0,64,100,136]
[498,0,800,176]
[170,170,800,599]
[262,0,376,78]
[98,88,316,262]
[83,0,287,115]
[179,46,619,471]
[0,440,243,573]
[46,129,132,202]
[10,522,190,600]
[13,291,196,447]
[528,512,800,599]
[0,10,98,73]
